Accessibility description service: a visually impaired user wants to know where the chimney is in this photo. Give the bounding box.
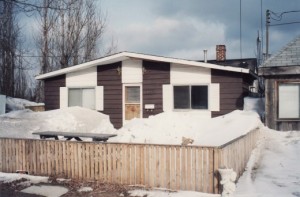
[203,50,207,63]
[216,45,226,61]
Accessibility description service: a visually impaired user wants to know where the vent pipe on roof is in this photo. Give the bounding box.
[203,50,208,63]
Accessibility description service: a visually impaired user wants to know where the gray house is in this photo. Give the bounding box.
[259,35,300,131]
[36,52,256,129]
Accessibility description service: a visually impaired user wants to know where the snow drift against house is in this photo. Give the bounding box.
[0,107,116,139]
[108,110,262,146]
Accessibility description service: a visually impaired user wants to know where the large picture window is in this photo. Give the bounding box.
[278,83,300,119]
[68,88,95,110]
[174,85,208,109]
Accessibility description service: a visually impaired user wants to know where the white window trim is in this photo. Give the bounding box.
[60,86,104,111]
[122,83,143,125]
[277,81,300,120]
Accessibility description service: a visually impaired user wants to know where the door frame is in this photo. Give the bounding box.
[122,83,143,125]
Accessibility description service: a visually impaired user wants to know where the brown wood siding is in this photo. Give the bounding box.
[97,62,122,129]
[211,69,245,117]
[264,74,300,131]
[142,60,170,118]
[44,75,66,110]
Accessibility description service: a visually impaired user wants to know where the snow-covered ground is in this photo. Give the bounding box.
[0,96,299,196]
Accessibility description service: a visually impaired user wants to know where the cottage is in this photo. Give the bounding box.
[36,52,256,128]
[259,35,300,131]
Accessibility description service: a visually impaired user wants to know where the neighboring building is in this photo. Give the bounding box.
[36,52,256,129]
[259,35,300,131]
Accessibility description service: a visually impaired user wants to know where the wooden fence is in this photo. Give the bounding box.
[0,128,260,194]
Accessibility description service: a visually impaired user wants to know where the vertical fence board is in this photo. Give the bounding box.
[175,147,181,190]
[208,149,214,193]
[187,147,191,190]
[121,144,126,184]
[160,146,165,188]
[140,146,145,186]
[166,146,170,189]
[191,147,196,191]
[170,146,176,190]
[135,145,141,185]
[198,148,203,192]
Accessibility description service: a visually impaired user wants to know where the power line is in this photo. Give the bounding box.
[270,21,300,26]
[270,10,300,21]
[265,9,300,57]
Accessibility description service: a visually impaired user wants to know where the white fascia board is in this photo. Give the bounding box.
[36,51,250,80]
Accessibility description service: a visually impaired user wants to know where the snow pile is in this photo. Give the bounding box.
[109,110,263,146]
[21,185,68,197]
[78,186,93,192]
[0,172,48,184]
[235,127,300,196]
[243,97,264,118]
[129,190,220,197]
[0,106,116,139]
[219,168,237,197]
[6,97,44,112]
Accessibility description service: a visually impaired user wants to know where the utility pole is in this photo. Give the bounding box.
[266,9,270,58]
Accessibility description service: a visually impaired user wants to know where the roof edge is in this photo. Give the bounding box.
[36,51,250,80]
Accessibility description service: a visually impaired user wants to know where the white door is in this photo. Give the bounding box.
[123,85,142,123]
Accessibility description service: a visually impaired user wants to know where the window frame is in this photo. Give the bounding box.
[173,84,209,110]
[68,87,96,110]
[277,81,300,120]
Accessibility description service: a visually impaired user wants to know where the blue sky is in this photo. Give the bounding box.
[99,0,300,60]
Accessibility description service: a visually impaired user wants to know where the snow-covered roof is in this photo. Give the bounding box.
[262,35,300,67]
[36,51,250,80]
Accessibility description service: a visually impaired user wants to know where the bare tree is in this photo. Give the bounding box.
[0,0,32,99]
[53,0,107,69]
[0,1,17,96]
[36,0,109,71]
[34,0,115,101]
[0,0,69,13]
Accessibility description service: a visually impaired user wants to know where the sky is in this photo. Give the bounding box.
[99,0,300,60]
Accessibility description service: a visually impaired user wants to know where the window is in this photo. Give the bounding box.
[278,83,300,119]
[68,88,95,109]
[174,85,208,109]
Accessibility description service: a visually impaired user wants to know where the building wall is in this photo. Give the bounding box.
[122,59,143,83]
[97,62,123,129]
[143,60,170,118]
[44,75,66,110]
[66,67,97,87]
[211,69,244,117]
[170,63,211,84]
[265,75,300,131]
